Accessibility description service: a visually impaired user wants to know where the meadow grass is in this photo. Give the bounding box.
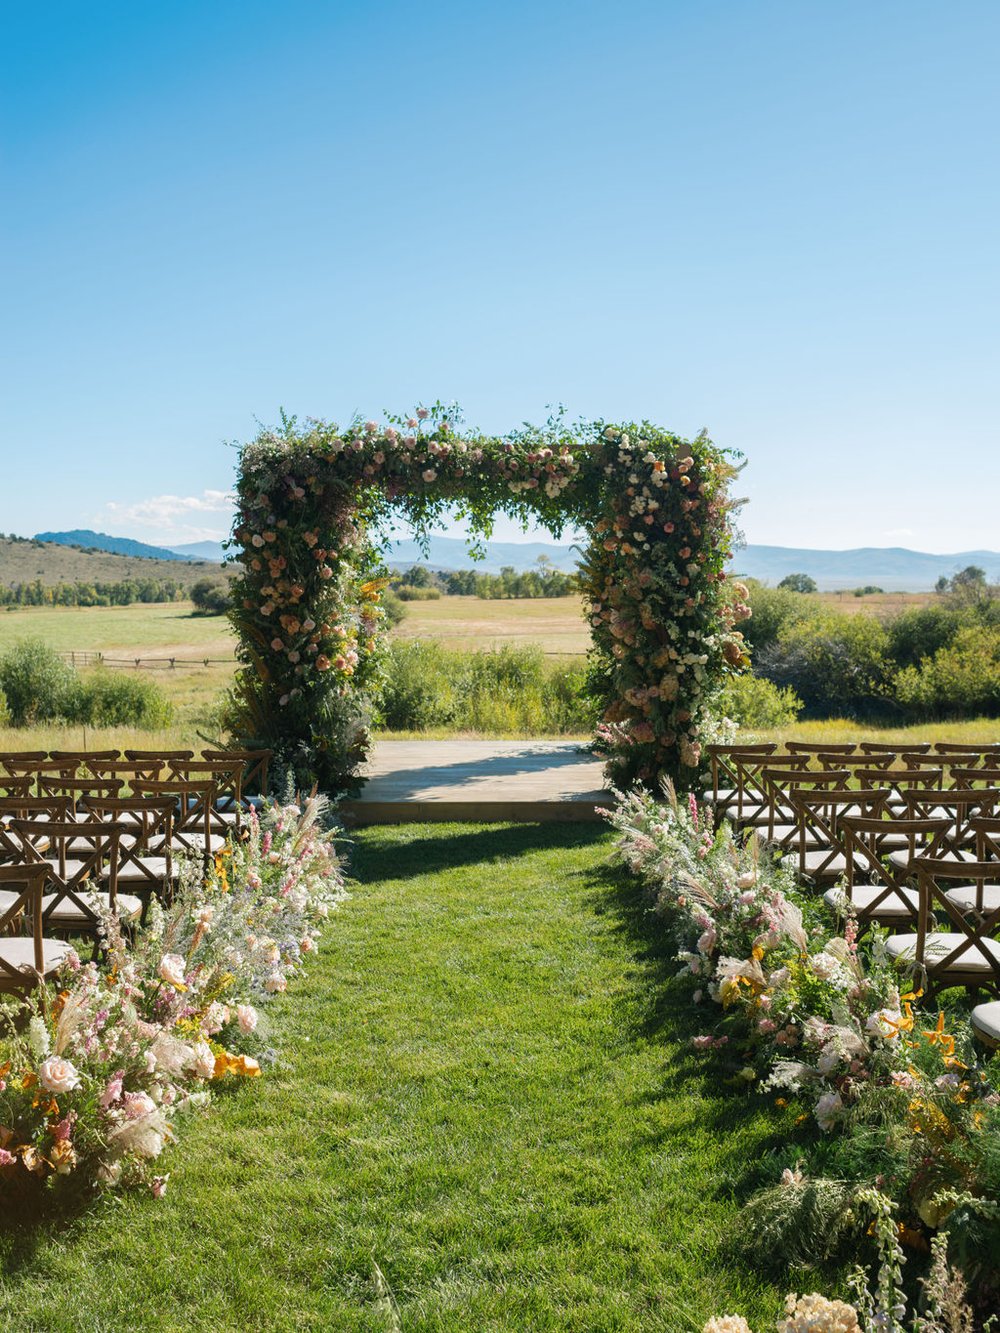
[0,823,800,1332]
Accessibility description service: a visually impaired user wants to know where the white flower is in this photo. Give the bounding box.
[777,1291,859,1331]
[28,1016,51,1059]
[865,1008,902,1041]
[149,1032,193,1076]
[38,1056,81,1094]
[107,1106,172,1161]
[158,954,187,987]
[265,972,287,993]
[814,1091,844,1132]
[703,1317,752,1333]
[190,1041,216,1079]
[237,1004,258,1034]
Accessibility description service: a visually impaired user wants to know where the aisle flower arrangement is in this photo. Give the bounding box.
[228,407,748,794]
[605,785,1000,1315]
[0,796,346,1202]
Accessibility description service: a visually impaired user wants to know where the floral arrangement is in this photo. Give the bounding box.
[228,407,747,793]
[0,796,345,1201]
[605,785,1000,1314]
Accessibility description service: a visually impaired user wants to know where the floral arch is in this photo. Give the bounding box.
[227,406,749,795]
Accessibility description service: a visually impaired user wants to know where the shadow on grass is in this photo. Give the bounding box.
[344,819,612,885]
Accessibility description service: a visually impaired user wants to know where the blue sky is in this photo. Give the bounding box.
[2,1,998,554]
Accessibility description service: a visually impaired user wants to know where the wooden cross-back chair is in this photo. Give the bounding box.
[202,747,272,806]
[816,752,896,774]
[758,769,853,851]
[860,740,930,755]
[784,742,858,756]
[0,752,47,773]
[886,857,1000,997]
[124,749,195,764]
[10,818,140,942]
[703,743,777,816]
[949,766,1000,792]
[48,749,122,769]
[787,787,891,885]
[829,815,953,929]
[0,776,34,800]
[1,758,80,795]
[39,776,124,814]
[167,759,244,833]
[933,741,1000,762]
[81,797,177,908]
[723,751,812,828]
[132,778,227,858]
[87,760,166,793]
[858,767,944,817]
[0,864,75,994]
[0,797,71,863]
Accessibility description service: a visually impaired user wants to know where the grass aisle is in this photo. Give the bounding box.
[0,823,790,1332]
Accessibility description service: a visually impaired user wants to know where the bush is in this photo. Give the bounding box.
[380,641,458,729]
[69,669,174,729]
[380,588,407,627]
[378,641,593,734]
[742,582,815,656]
[777,572,817,593]
[886,605,963,670]
[0,637,77,724]
[0,685,10,728]
[756,612,893,719]
[396,585,442,601]
[190,579,231,615]
[718,674,802,729]
[894,625,1000,718]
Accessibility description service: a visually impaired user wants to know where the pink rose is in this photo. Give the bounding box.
[422,469,437,483]
[38,1057,81,1094]
[237,1004,258,1034]
[158,954,187,988]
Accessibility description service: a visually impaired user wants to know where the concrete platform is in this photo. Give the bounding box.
[339,740,612,824]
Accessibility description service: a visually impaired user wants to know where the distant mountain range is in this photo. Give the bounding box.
[29,529,1000,591]
[385,535,1000,590]
[34,530,226,565]
[730,545,1000,591]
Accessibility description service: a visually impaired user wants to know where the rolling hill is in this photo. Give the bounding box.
[0,536,226,590]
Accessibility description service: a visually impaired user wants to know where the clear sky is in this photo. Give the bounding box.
[2,1,998,554]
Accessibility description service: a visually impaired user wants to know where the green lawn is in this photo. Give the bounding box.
[0,822,799,1332]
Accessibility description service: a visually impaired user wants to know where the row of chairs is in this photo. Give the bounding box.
[705,742,1000,1006]
[0,747,271,995]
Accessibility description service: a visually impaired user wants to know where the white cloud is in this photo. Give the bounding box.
[99,489,235,544]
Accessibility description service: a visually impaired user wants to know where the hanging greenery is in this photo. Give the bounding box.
[227,405,749,793]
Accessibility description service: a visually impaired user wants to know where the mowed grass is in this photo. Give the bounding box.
[0,823,796,1332]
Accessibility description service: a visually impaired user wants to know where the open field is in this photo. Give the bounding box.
[1,599,998,750]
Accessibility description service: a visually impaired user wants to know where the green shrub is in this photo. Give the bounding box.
[894,625,1000,718]
[756,612,892,719]
[886,605,963,669]
[0,685,10,728]
[379,641,593,734]
[190,578,231,615]
[742,582,815,656]
[0,637,77,724]
[380,588,407,627]
[719,674,802,728]
[396,586,442,601]
[380,641,458,729]
[69,669,174,729]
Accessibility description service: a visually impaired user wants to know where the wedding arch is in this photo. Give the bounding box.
[226,406,749,795]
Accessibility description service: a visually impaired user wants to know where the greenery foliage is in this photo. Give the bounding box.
[228,408,744,793]
[379,641,592,734]
[0,637,172,728]
[777,572,818,593]
[189,578,231,615]
[718,673,802,728]
[0,577,189,607]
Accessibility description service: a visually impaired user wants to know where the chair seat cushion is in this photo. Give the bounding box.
[971,1001,1000,1046]
[0,936,75,978]
[149,833,228,854]
[116,856,178,883]
[885,932,1000,975]
[798,850,849,878]
[41,891,143,924]
[765,823,826,848]
[887,848,977,872]
[944,883,1000,914]
[823,884,920,920]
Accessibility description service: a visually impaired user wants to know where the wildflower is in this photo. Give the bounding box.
[157,954,187,990]
[703,1319,752,1333]
[237,1004,258,1034]
[151,1175,170,1199]
[777,1292,859,1331]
